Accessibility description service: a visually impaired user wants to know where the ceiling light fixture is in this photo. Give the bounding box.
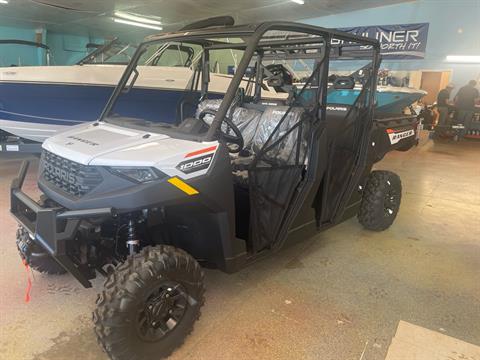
[114,11,161,25]
[445,55,480,63]
[290,0,305,4]
[113,18,163,31]
[0,0,9,4]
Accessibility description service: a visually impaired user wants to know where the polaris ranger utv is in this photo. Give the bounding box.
[11,21,418,360]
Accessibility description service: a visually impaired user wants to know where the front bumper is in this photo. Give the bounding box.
[10,160,115,288]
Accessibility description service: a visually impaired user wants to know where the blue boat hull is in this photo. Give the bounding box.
[327,88,425,114]
[0,81,424,142]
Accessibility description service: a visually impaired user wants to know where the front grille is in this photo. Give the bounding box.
[41,150,103,197]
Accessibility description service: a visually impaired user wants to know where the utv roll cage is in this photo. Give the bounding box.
[100,21,380,139]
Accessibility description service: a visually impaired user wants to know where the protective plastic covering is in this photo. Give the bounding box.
[195,99,223,121]
[252,106,307,164]
[196,99,262,149]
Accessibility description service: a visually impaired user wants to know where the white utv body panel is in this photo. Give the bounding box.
[42,122,219,180]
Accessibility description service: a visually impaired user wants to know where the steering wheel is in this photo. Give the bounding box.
[198,109,244,153]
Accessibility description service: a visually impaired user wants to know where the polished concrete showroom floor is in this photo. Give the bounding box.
[1,135,479,360]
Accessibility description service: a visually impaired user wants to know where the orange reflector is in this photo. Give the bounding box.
[168,177,199,195]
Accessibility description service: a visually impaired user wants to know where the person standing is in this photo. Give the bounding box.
[436,84,454,125]
[455,80,479,128]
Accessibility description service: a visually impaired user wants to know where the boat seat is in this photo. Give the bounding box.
[196,99,262,149]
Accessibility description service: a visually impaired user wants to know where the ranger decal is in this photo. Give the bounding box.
[386,128,415,144]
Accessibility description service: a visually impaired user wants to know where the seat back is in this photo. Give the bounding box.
[252,106,306,164]
[196,99,262,149]
[195,99,223,123]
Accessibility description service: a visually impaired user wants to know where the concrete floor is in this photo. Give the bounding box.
[0,136,479,360]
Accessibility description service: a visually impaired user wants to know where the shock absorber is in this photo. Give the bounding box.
[126,218,140,255]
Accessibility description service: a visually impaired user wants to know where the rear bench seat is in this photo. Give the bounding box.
[196,100,306,157]
[252,106,306,164]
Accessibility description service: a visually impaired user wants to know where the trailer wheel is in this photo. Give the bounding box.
[16,227,66,275]
[93,245,205,360]
[358,170,402,231]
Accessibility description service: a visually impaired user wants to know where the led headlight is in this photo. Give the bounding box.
[108,167,166,183]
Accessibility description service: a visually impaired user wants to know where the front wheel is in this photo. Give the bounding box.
[93,245,205,360]
[358,170,402,231]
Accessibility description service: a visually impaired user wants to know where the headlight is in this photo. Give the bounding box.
[108,167,166,183]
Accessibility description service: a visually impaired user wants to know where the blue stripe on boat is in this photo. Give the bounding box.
[0,82,194,125]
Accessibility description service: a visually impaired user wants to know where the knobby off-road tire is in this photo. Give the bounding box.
[16,227,66,275]
[358,170,402,231]
[93,245,205,360]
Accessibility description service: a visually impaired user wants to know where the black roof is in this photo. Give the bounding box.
[143,21,379,48]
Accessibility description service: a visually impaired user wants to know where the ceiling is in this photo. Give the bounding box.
[0,0,414,39]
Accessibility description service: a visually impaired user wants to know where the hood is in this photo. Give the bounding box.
[42,122,215,169]
[43,122,170,165]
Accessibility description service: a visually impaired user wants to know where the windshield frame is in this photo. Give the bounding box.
[76,38,138,65]
[99,22,380,142]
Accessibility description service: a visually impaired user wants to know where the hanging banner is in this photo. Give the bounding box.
[335,23,429,59]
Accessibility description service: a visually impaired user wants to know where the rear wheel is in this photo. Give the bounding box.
[358,170,402,231]
[93,245,205,360]
[16,227,66,275]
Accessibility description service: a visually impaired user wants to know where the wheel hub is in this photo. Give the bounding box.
[137,282,188,341]
[146,289,175,324]
[384,183,397,217]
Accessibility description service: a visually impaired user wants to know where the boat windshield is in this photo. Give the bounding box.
[0,40,52,66]
[77,39,138,65]
[78,38,197,67]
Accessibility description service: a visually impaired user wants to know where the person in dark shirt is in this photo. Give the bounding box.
[436,84,454,125]
[455,80,479,126]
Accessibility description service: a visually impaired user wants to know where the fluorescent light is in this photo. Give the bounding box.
[114,11,161,25]
[0,0,9,4]
[113,18,163,31]
[445,55,480,63]
[290,0,305,4]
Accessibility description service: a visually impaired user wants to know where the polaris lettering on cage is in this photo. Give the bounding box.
[386,128,415,144]
[176,153,214,174]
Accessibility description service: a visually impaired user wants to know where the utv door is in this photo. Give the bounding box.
[249,106,314,252]
[318,85,374,225]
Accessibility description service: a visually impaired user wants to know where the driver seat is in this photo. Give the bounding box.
[195,99,262,149]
